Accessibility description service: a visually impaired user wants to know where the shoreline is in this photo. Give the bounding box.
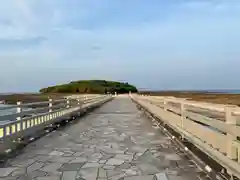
[1,91,240,106]
[140,91,240,106]
[0,93,65,105]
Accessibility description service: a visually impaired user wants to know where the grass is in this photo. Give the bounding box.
[140,91,240,106]
[0,93,66,105]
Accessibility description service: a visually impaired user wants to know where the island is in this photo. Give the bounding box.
[40,80,138,94]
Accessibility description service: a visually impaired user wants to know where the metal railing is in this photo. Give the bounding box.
[0,95,112,142]
[131,94,240,179]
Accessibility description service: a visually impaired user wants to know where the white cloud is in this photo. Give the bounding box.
[0,0,240,92]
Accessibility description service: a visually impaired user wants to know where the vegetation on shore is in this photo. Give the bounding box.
[0,94,65,105]
[141,91,240,106]
[40,80,138,94]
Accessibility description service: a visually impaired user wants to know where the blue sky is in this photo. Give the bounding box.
[0,0,240,92]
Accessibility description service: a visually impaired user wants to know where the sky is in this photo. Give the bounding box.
[0,0,240,92]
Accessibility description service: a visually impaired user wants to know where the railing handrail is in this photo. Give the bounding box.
[133,94,240,178]
[0,94,112,141]
[0,97,90,111]
[0,95,108,122]
[0,103,67,122]
[142,95,240,114]
[0,99,64,111]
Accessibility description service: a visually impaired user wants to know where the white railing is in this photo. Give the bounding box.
[0,94,112,142]
[131,94,240,178]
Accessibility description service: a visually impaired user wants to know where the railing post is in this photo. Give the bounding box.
[225,105,237,160]
[49,98,53,112]
[66,98,70,108]
[180,101,185,129]
[16,101,22,121]
[163,98,168,111]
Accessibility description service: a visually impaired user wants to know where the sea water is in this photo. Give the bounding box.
[0,104,16,116]
[0,104,32,123]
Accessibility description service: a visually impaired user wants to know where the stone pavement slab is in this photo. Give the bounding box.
[0,97,209,180]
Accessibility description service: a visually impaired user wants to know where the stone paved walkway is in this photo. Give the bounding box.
[0,97,208,180]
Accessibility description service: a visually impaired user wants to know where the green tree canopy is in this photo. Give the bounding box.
[39,80,138,94]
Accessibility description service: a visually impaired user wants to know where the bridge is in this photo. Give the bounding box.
[0,94,239,180]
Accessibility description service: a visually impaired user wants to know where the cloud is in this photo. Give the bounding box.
[0,0,240,92]
[0,36,46,51]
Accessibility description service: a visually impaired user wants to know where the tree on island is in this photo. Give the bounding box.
[39,80,138,94]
